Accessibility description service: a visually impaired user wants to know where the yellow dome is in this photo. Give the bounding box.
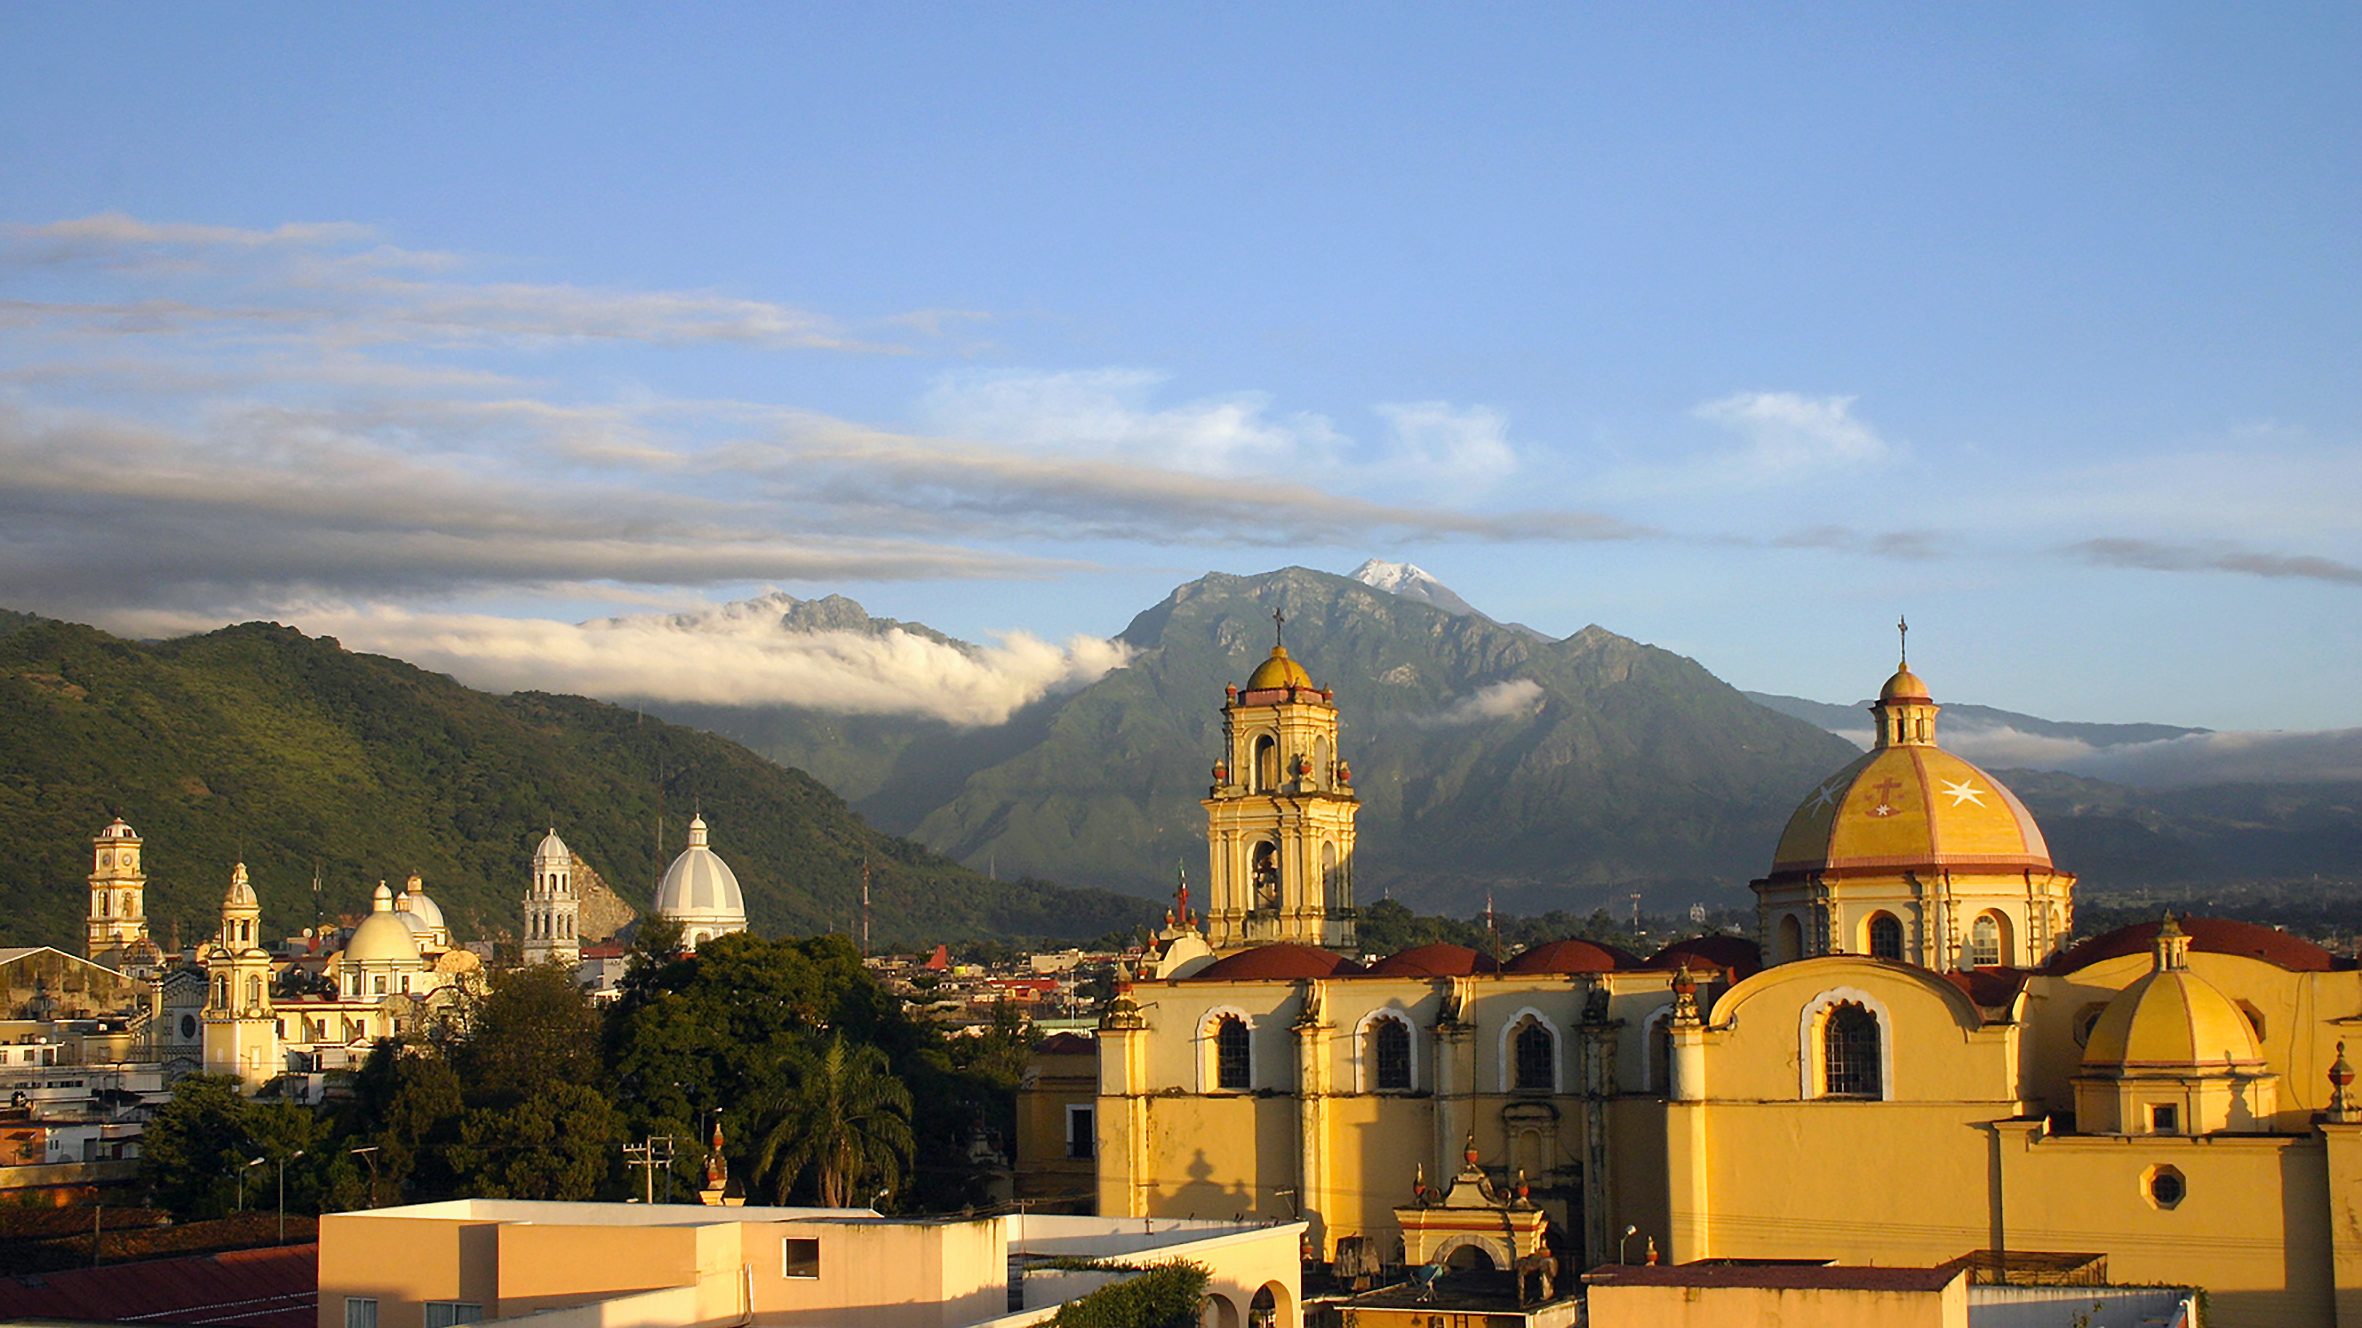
[1879,663,1931,701]
[1770,744,2053,876]
[1244,645,1314,692]
[2083,966,2263,1072]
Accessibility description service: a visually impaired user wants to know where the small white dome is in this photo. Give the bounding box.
[346,910,422,965]
[223,862,257,909]
[534,830,572,865]
[654,815,747,930]
[396,874,446,933]
[98,818,139,841]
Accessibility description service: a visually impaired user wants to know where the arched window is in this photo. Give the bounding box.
[245,974,263,1007]
[1248,1287,1277,1328]
[1311,735,1330,790]
[1320,841,1342,911]
[1513,1017,1555,1092]
[1969,914,2001,967]
[1249,841,1280,911]
[1254,735,1278,791]
[1368,1017,1411,1091]
[98,892,110,918]
[1214,1016,1251,1090]
[1868,913,1903,961]
[1823,1003,1881,1098]
[1776,914,1803,964]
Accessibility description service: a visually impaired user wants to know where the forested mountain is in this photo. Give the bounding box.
[656,568,1863,915]
[0,618,1152,952]
[647,569,2362,917]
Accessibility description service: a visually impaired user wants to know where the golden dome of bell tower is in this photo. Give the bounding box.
[1753,622,2076,970]
[1202,608,1358,953]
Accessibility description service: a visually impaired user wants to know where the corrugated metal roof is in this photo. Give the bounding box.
[0,1244,315,1328]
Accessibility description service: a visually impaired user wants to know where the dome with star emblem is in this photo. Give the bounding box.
[1765,663,2054,880]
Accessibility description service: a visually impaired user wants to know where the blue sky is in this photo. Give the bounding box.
[1,5,2355,733]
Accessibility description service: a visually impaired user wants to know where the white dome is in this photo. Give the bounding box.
[534,830,572,866]
[396,875,446,933]
[223,862,257,909]
[346,910,423,965]
[654,815,747,928]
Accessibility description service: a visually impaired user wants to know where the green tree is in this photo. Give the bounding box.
[752,1036,913,1208]
[457,963,603,1104]
[139,1074,322,1219]
[449,1081,621,1201]
[345,1042,467,1204]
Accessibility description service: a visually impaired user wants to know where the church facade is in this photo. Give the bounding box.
[1085,648,2362,1327]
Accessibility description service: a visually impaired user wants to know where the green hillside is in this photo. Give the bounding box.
[0,618,1153,952]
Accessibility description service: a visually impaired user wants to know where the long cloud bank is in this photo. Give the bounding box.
[276,600,1134,726]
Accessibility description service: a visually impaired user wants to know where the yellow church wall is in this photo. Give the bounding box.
[1315,1092,1435,1254]
[1604,1097,1673,1263]
[1996,1120,2333,1328]
[1136,1094,1297,1221]
[1677,1101,2000,1267]
[1706,958,2019,1104]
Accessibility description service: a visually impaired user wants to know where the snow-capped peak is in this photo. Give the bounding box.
[1348,559,1483,618]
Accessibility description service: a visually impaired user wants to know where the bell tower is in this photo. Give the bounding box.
[1203,610,1359,952]
[524,829,582,967]
[202,862,281,1091]
[86,818,149,969]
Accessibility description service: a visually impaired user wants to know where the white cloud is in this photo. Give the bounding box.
[247,598,1135,726]
[1422,679,1546,726]
[1692,391,1894,479]
[919,368,1346,476]
[1373,401,1519,492]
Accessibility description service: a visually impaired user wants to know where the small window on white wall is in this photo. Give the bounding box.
[784,1237,821,1278]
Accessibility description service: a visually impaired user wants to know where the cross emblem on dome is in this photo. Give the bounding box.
[1864,775,1905,818]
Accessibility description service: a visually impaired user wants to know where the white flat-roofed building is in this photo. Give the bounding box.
[318,1200,1302,1328]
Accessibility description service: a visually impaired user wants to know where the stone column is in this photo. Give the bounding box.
[1432,978,1477,1185]
[1293,980,1332,1256]
[1576,978,1622,1270]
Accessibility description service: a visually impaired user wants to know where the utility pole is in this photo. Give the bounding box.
[349,1146,380,1209]
[623,1136,676,1205]
[861,858,871,959]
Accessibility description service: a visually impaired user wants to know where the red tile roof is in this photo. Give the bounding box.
[0,1243,317,1328]
[1188,944,1364,981]
[2046,916,2351,975]
[1034,1032,1097,1055]
[1646,935,1762,979]
[1363,943,1497,977]
[1503,939,1635,975]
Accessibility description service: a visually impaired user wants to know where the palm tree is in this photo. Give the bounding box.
[753,1035,914,1208]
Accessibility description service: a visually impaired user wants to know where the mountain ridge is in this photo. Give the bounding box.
[0,616,1152,951]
